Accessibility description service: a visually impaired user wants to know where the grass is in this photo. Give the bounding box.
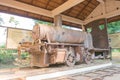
[0,49,30,69]
[0,63,18,69]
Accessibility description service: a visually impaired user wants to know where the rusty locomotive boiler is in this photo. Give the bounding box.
[18,24,94,67]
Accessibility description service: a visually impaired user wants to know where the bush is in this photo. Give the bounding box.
[112,48,120,53]
[0,49,17,64]
[21,52,29,59]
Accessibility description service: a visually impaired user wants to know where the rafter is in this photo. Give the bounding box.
[0,0,83,25]
[75,0,91,18]
[62,15,83,25]
[84,9,120,24]
[52,0,84,16]
[84,0,106,25]
[0,0,52,17]
[97,0,104,3]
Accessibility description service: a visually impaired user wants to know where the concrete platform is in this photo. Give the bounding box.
[26,63,112,80]
[0,60,112,80]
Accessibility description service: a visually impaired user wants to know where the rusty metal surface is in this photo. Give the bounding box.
[85,19,109,49]
[85,19,110,60]
[55,49,66,63]
[46,43,84,46]
[17,42,32,60]
[32,24,87,43]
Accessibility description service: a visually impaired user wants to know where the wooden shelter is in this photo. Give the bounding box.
[0,0,119,28]
[0,0,119,67]
[0,0,119,51]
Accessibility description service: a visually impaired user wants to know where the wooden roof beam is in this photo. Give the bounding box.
[97,0,105,15]
[97,0,104,4]
[0,0,52,17]
[84,1,106,25]
[62,15,83,25]
[52,0,84,16]
[0,0,84,25]
[84,9,120,24]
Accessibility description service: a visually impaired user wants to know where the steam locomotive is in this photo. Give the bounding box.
[18,24,94,67]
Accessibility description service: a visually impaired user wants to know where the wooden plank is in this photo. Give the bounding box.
[0,0,83,25]
[52,0,84,16]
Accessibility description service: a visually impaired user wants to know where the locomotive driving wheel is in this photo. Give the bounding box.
[65,48,76,67]
[84,51,92,64]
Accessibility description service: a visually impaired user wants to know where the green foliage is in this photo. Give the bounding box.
[34,20,52,26]
[9,16,19,27]
[112,48,120,53]
[0,43,6,48]
[21,52,29,59]
[107,21,120,34]
[0,49,17,64]
[0,16,4,25]
[99,25,104,30]
[87,27,92,32]
[62,25,71,29]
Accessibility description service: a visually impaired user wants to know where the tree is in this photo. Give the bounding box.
[34,20,52,26]
[0,16,4,25]
[107,21,120,34]
[9,16,19,27]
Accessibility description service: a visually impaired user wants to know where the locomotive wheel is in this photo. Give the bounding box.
[65,50,76,67]
[85,53,92,64]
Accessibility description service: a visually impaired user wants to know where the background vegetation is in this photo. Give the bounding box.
[107,21,120,34]
[0,49,17,64]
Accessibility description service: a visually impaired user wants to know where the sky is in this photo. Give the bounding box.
[0,12,35,30]
[0,12,82,31]
[0,27,6,46]
[0,12,35,46]
[0,12,82,46]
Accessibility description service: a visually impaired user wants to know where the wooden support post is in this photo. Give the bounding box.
[104,18,111,60]
[54,14,62,27]
[81,25,85,31]
[109,47,112,60]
